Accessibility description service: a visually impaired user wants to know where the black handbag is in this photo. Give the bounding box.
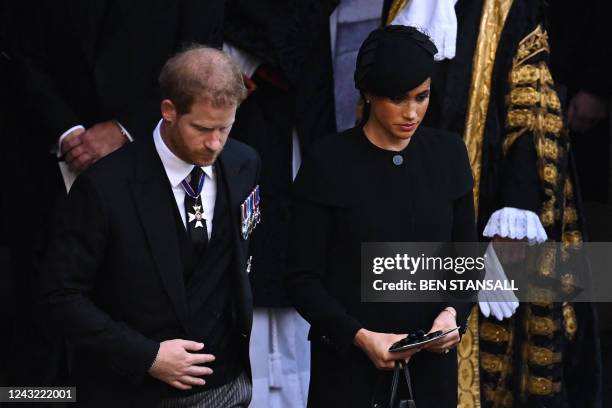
[389,360,416,408]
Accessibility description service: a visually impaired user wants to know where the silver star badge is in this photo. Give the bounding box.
[188,205,205,228]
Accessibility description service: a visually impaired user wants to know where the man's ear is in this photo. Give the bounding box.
[161,99,177,123]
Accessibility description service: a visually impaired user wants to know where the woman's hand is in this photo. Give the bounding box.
[421,307,460,354]
[353,328,420,370]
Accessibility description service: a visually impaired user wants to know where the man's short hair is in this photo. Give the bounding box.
[159,44,247,114]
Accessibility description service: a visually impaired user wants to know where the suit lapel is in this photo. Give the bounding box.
[218,146,246,266]
[129,138,188,330]
[217,145,253,336]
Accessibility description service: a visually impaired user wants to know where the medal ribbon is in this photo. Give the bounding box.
[180,169,205,198]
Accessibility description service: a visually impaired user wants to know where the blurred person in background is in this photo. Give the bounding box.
[223,1,337,406]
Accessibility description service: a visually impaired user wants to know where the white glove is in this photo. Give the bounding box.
[478,243,520,320]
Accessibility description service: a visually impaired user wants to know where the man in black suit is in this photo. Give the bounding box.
[1,0,224,387]
[41,46,258,407]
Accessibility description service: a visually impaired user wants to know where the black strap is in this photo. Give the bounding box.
[389,360,416,408]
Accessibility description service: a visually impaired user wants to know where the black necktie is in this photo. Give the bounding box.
[183,166,208,254]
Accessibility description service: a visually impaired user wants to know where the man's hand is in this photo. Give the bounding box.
[353,328,420,370]
[421,308,460,353]
[62,120,127,173]
[61,127,86,152]
[148,339,215,390]
[567,90,610,133]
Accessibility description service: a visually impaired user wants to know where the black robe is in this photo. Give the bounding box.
[287,126,477,407]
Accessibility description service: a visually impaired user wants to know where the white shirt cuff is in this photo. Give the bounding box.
[56,125,85,157]
[222,42,262,78]
[483,207,548,244]
[114,120,134,142]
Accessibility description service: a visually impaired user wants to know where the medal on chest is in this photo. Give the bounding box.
[181,170,207,229]
[241,185,261,240]
[188,204,205,228]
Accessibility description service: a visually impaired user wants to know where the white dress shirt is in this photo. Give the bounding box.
[153,119,216,239]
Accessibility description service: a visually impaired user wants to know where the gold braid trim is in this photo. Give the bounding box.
[527,377,562,395]
[506,87,561,110]
[563,206,578,225]
[503,24,573,404]
[463,0,514,214]
[483,384,513,407]
[508,29,584,292]
[458,307,481,408]
[528,316,561,338]
[482,318,516,406]
[481,352,509,374]
[460,2,514,406]
[503,27,582,300]
[502,129,528,155]
[564,178,573,198]
[527,345,562,366]
[480,321,511,343]
[514,25,550,66]
[506,109,564,135]
[536,137,562,162]
[562,302,578,340]
[537,245,557,277]
[527,284,554,306]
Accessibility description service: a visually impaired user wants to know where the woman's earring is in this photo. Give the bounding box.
[365,99,371,104]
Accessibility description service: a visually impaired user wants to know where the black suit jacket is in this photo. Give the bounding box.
[41,135,259,406]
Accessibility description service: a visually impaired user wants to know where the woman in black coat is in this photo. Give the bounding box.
[286,26,478,407]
